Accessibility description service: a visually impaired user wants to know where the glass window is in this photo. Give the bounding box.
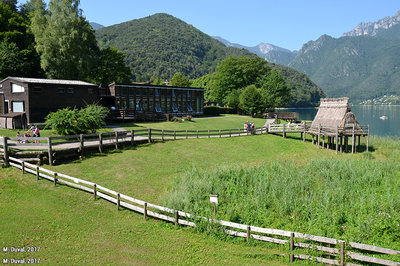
[122,87,128,96]
[88,88,94,94]
[136,100,142,111]
[116,87,121,96]
[12,101,24,112]
[172,102,178,112]
[187,90,191,97]
[68,88,75,93]
[172,90,176,97]
[11,83,24,93]
[187,102,193,112]
[58,88,65,93]
[155,103,162,112]
[34,87,43,93]
[129,88,135,96]
[155,89,159,96]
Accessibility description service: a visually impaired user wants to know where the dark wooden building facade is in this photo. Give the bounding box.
[0,77,99,125]
[0,77,205,126]
[103,83,204,117]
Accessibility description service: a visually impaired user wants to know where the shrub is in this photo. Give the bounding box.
[45,103,109,135]
[204,106,220,116]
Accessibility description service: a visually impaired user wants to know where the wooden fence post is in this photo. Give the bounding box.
[131,130,135,146]
[2,137,9,167]
[148,128,151,143]
[93,184,97,200]
[99,133,103,153]
[175,210,178,227]
[21,161,25,174]
[229,129,231,137]
[340,240,345,266]
[208,130,210,138]
[47,137,53,166]
[197,130,199,138]
[144,202,147,220]
[366,125,369,152]
[352,124,355,154]
[115,132,119,149]
[246,225,250,243]
[238,129,241,136]
[219,130,221,138]
[117,193,120,210]
[186,130,188,139]
[53,173,57,186]
[80,134,84,156]
[318,124,321,149]
[36,166,39,180]
[290,232,294,263]
[162,130,164,141]
[336,126,339,154]
[283,123,286,138]
[174,131,176,140]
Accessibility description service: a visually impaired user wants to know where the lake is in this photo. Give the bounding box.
[281,105,400,137]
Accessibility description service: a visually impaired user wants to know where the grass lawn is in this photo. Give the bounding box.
[113,114,268,132]
[1,115,385,265]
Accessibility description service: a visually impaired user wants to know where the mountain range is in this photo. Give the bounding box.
[214,10,400,102]
[91,10,400,104]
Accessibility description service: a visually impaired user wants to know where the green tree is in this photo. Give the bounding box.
[258,69,291,110]
[170,72,191,87]
[210,56,270,103]
[30,0,99,80]
[191,73,215,101]
[89,46,131,85]
[239,85,265,116]
[0,3,42,78]
[0,0,17,12]
[225,89,241,109]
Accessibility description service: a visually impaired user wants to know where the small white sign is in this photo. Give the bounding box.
[209,194,218,204]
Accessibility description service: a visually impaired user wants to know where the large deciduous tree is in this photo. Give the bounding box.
[30,0,99,80]
[210,56,270,103]
[258,69,291,110]
[0,3,42,79]
[170,72,191,87]
[239,85,265,116]
[89,46,131,85]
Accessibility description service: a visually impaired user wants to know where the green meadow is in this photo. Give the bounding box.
[1,115,399,265]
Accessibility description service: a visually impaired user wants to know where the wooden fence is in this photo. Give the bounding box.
[0,126,267,166]
[4,156,400,266]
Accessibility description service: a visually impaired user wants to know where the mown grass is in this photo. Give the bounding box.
[0,167,285,265]
[1,115,397,264]
[113,114,268,131]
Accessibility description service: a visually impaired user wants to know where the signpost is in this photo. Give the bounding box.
[209,194,218,219]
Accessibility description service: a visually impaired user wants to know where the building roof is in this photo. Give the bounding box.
[0,77,96,86]
[307,97,367,136]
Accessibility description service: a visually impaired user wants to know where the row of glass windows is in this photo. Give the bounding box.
[115,87,198,98]
[116,97,203,113]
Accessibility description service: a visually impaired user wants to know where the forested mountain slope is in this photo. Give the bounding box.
[94,13,257,82]
[289,34,400,102]
[267,63,325,107]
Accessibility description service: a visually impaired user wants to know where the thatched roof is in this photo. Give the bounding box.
[307,97,367,136]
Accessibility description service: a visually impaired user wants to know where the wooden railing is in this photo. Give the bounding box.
[0,126,267,166]
[5,156,400,266]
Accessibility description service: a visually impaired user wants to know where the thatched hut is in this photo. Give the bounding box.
[307,97,368,153]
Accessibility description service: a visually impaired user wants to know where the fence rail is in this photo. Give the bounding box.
[5,156,399,266]
[0,126,268,166]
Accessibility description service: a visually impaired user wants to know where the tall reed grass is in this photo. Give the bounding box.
[161,154,400,250]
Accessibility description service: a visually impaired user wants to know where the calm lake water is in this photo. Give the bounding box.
[281,106,400,137]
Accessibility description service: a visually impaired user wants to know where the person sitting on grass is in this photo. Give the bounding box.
[16,131,21,143]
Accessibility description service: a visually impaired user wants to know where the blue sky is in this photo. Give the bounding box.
[19,0,400,51]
